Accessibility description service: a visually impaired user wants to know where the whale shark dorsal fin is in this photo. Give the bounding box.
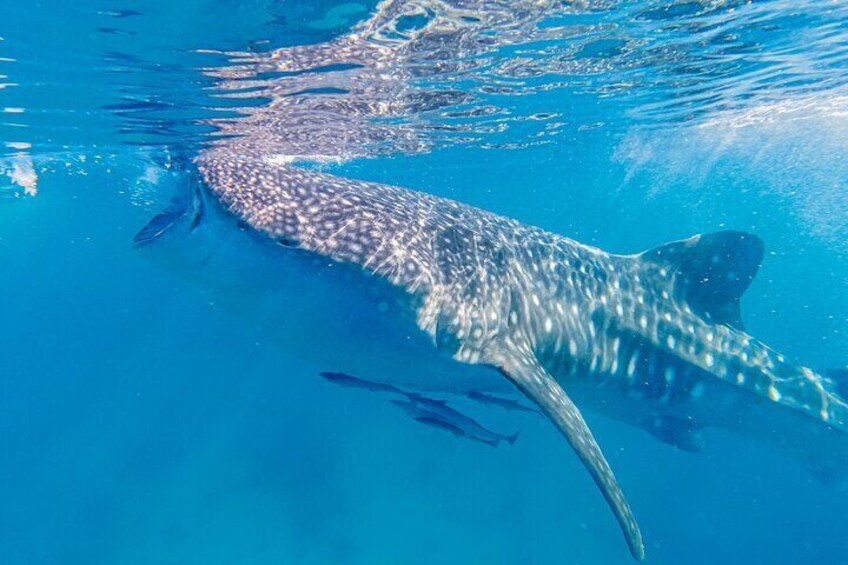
[496,353,645,560]
[640,230,765,330]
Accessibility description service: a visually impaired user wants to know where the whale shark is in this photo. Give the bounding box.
[136,152,848,561]
[129,0,848,560]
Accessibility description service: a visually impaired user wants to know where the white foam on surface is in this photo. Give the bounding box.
[3,153,38,197]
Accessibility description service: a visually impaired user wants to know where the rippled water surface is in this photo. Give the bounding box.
[2,2,848,564]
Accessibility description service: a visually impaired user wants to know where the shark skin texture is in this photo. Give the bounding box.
[147,149,844,561]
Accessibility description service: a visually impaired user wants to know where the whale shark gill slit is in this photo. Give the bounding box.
[497,354,646,561]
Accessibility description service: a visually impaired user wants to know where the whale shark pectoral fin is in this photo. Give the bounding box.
[640,230,764,330]
[496,354,645,561]
[133,173,204,245]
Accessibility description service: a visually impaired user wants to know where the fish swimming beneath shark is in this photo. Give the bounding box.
[464,390,540,415]
[319,370,523,445]
[392,396,520,448]
[319,368,536,416]
[318,370,403,394]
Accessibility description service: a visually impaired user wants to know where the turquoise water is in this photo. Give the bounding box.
[2,1,848,563]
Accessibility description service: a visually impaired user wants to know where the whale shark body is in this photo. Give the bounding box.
[138,153,848,561]
[133,0,848,560]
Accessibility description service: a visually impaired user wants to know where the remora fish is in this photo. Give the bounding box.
[391,398,520,447]
[398,408,467,439]
[319,370,403,394]
[465,390,540,414]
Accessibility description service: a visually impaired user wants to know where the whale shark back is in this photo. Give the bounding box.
[196,151,555,299]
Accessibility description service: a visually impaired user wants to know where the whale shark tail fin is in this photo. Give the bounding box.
[640,230,764,330]
[496,352,645,560]
[134,161,204,246]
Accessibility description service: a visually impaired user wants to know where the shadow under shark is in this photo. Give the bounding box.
[136,157,848,561]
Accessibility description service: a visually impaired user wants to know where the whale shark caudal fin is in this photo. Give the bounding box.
[496,353,645,560]
[133,172,204,245]
[640,230,764,330]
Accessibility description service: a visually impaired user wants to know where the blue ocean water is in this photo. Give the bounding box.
[2,1,848,564]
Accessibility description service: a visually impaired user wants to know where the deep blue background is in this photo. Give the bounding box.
[1,2,847,564]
